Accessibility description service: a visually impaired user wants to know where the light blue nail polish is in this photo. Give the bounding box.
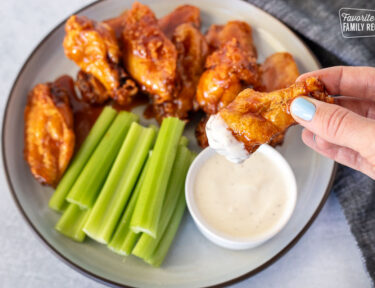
[291,98,316,121]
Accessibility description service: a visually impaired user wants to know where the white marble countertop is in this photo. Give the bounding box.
[0,1,372,287]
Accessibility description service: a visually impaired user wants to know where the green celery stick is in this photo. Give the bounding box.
[84,123,156,244]
[108,152,152,255]
[121,231,141,256]
[132,146,192,259]
[49,107,117,212]
[66,112,138,209]
[145,191,186,267]
[55,204,91,242]
[130,117,185,237]
[179,136,189,146]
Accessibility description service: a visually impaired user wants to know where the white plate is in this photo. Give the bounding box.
[2,0,336,287]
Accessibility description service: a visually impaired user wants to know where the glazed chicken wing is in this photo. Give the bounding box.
[158,5,200,39]
[63,15,137,105]
[196,38,260,115]
[260,52,300,92]
[152,23,208,122]
[24,78,75,186]
[122,2,177,104]
[205,21,257,57]
[195,21,260,148]
[259,52,300,146]
[208,77,333,160]
[104,10,129,41]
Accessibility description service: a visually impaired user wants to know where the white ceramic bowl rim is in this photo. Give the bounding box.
[185,145,297,249]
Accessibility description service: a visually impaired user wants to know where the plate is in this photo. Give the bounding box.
[2,0,336,287]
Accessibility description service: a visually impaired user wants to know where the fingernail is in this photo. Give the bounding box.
[291,97,316,121]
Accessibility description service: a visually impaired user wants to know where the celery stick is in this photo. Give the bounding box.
[121,231,141,256]
[49,107,117,212]
[131,117,185,237]
[145,192,186,267]
[84,123,156,244]
[66,112,138,209]
[179,136,189,147]
[132,146,192,259]
[55,204,91,242]
[108,153,151,255]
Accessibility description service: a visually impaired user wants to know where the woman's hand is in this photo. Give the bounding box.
[290,66,375,179]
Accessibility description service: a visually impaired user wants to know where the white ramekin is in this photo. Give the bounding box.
[185,145,297,250]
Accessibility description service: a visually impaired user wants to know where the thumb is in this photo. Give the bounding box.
[290,97,375,157]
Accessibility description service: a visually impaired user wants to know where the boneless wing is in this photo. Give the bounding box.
[24,78,75,186]
[122,2,177,104]
[63,15,137,105]
[218,77,333,153]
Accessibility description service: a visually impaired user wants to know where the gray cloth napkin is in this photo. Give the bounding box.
[246,0,375,282]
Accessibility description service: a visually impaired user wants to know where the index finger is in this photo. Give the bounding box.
[297,66,375,100]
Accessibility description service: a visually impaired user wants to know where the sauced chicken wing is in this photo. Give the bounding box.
[217,77,333,154]
[260,52,300,92]
[104,10,129,41]
[63,15,137,105]
[152,23,208,122]
[195,21,259,148]
[259,52,300,146]
[196,38,260,115]
[122,2,177,104]
[24,78,75,186]
[205,21,257,57]
[158,5,200,39]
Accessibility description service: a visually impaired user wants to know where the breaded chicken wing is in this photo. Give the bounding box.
[209,77,333,157]
[152,23,208,122]
[63,15,137,105]
[24,78,75,186]
[122,2,177,104]
[260,52,300,92]
[158,5,200,39]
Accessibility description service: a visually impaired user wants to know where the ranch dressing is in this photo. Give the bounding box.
[206,114,250,164]
[194,152,289,239]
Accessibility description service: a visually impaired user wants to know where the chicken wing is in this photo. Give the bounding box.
[195,21,260,148]
[104,10,128,41]
[63,15,137,105]
[260,52,300,92]
[205,21,257,57]
[158,5,200,39]
[208,77,333,158]
[259,52,300,146]
[152,23,208,122]
[122,2,177,104]
[24,78,75,186]
[196,38,260,115]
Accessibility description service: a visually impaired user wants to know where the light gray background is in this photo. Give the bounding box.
[0,1,372,287]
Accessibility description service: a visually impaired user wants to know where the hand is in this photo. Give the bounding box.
[290,66,375,179]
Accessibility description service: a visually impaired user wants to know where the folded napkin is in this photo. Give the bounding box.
[247,0,375,282]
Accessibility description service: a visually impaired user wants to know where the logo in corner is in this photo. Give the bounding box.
[339,8,375,38]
